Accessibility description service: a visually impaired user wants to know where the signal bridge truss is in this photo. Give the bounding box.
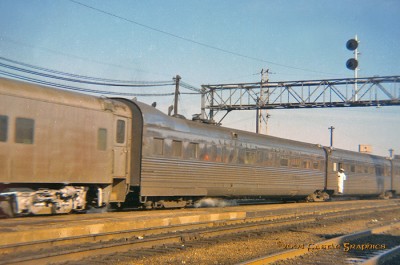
[200,75,400,124]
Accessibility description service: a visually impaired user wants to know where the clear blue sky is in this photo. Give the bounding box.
[0,0,399,156]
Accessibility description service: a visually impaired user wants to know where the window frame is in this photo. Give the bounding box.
[97,128,108,151]
[280,156,289,167]
[115,119,126,144]
[172,140,182,157]
[188,142,199,159]
[0,115,8,142]
[153,138,164,156]
[15,117,35,144]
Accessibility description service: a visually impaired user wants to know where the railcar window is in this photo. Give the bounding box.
[188,142,198,159]
[0,115,7,142]
[15,118,34,144]
[222,146,228,163]
[332,162,338,172]
[313,161,319,170]
[200,144,208,161]
[172,140,182,157]
[350,165,356,173]
[245,150,256,164]
[217,146,223,162]
[280,157,289,167]
[116,120,125,144]
[303,160,312,169]
[238,149,246,164]
[291,158,301,168]
[224,147,235,163]
[209,144,218,161]
[97,128,107,150]
[369,166,375,174]
[384,166,389,177]
[376,166,383,175]
[153,138,164,155]
[256,150,264,164]
[229,148,238,163]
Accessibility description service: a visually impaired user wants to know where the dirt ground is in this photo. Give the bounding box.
[113,210,399,265]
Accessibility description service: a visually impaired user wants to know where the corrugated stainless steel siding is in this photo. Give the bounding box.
[393,159,400,191]
[327,171,390,195]
[140,157,324,197]
[327,148,392,195]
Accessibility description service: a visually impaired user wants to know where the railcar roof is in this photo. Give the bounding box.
[134,100,325,155]
[0,78,130,116]
[330,147,388,163]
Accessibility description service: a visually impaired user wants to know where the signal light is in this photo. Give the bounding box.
[346,58,358,70]
[346,37,359,71]
[346,39,358,51]
[346,35,359,100]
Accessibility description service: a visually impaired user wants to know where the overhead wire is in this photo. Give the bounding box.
[180,81,202,93]
[0,57,201,96]
[0,56,173,87]
[69,0,341,77]
[0,70,178,96]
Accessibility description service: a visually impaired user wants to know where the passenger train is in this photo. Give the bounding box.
[0,78,399,217]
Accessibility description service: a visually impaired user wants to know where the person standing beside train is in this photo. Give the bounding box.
[337,168,347,194]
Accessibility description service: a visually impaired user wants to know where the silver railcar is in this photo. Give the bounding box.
[126,100,328,208]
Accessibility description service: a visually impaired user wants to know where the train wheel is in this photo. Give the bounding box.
[306,191,330,202]
[144,201,153,210]
[379,191,394,200]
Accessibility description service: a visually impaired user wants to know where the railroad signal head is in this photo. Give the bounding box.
[346,37,359,71]
[346,39,358,51]
[346,58,358,70]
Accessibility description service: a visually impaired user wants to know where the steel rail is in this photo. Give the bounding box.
[362,245,400,265]
[238,222,400,265]
[2,203,399,265]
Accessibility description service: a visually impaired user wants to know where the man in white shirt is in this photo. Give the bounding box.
[337,168,347,194]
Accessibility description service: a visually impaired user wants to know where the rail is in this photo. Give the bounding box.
[239,222,400,265]
[1,199,399,264]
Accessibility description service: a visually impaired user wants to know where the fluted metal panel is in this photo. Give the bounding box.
[140,157,324,197]
[327,148,393,195]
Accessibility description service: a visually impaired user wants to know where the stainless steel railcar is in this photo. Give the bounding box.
[128,101,399,207]
[129,99,328,208]
[326,148,396,196]
[0,78,398,216]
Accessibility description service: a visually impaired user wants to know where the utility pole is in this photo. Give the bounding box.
[389,148,394,158]
[173,75,181,116]
[256,97,260,134]
[353,35,359,101]
[328,126,335,147]
[256,68,270,134]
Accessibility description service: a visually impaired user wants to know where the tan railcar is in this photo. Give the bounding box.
[0,78,131,216]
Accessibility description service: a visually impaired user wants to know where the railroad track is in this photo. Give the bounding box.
[1,200,399,265]
[240,222,400,265]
